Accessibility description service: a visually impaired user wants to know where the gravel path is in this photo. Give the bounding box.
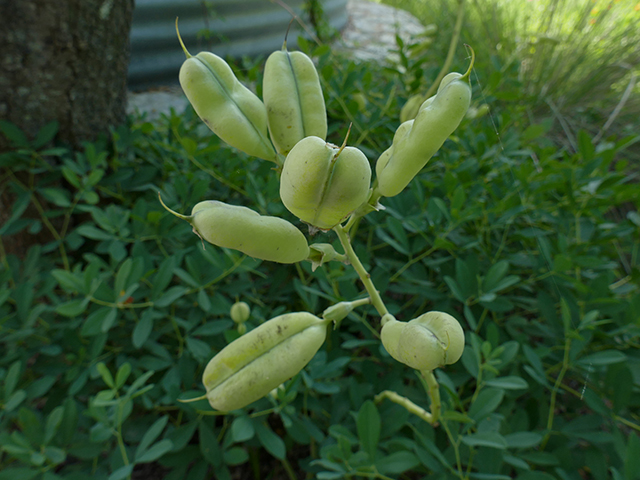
[126,0,424,120]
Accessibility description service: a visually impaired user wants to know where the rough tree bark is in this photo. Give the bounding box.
[0,0,135,257]
[0,0,135,150]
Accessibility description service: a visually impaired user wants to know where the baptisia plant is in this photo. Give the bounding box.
[163,20,474,425]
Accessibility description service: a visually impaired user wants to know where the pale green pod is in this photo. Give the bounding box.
[280,136,372,230]
[399,94,427,124]
[230,301,251,324]
[263,49,327,155]
[160,197,309,264]
[381,312,465,371]
[375,49,474,198]
[203,312,329,411]
[176,23,276,162]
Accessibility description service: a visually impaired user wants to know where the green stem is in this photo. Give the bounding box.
[422,0,467,100]
[333,224,388,318]
[281,457,297,480]
[421,370,442,424]
[374,390,435,424]
[541,337,572,449]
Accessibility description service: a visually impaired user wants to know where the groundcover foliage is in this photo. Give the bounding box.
[1,39,640,480]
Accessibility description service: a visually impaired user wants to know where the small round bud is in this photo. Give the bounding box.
[237,323,247,335]
[231,301,251,324]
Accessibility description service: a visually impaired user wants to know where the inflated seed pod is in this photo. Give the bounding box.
[203,312,329,411]
[176,21,276,162]
[381,311,465,371]
[375,49,474,198]
[230,301,251,324]
[263,45,327,155]
[159,197,309,264]
[280,135,372,230]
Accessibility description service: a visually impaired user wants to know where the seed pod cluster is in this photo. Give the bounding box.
[203,312,329,411]
[280,135,372,230]
[375,49,474,198]
[381,312,465,371]
[263,46,327,156]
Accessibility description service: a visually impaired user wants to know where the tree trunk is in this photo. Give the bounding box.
[0,0,134,150]
[0,0,134,258]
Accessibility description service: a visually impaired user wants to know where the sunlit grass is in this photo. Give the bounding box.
[379,0,640,149]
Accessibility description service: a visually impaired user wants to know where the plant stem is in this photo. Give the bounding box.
[421,370,442,424]
[422,0,467,101]
[374,390,435,424]
[541,337,572,449]
[333,224,388,318]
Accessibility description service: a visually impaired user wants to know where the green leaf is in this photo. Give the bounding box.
[136,416,169,459]
[132,310,155,348]
[199,421,223,467]
[0,120,29,147]
[81,307,117,336]
[444,275,466,302]
[154,286,188,307]
[115,258,133,297]
[0,468,40,480]
[224,447,249,466]
[44,406,64,444]
[186,337,211,361]
[55,298,89,317]
[578,350,626,366]
[4,360,22,398]
[503,431,543,448]
[192,320,233,336]
[231,416,255,443]
[75,225,112,240]
[108,465,134,480]
[5,390,27,412]
[115,363,132,390]
[33,121,59,148]
[625,432,640,480]
[52,269,84,292]
[455,258,477,298]
[255,421,286,460]
[357,400,380,460]
[135,439,173,463]
[375,451,421,474]
[468,388,504,421]
[485,376,529,390]
[40,187,71,207]
[96,362,114,388]
[461,432,507,449]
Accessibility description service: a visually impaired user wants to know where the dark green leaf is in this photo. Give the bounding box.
[468,388,504,421]
[357,400,380,460]
[503,432,543,448]
[255,421,285,460]
[375,451,421,474]
[485,376,529,390]
[154,286,188,307]
[461,432,507,449]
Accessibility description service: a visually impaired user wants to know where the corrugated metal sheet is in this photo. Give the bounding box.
[128,0,348,88]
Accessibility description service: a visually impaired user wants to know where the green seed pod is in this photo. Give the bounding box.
[203,312,329,411]
[381,311,465,371]
[230,301,251,324]
[399,94,426,124]
[263,46,327,156]
[375,49,474,198]
[280,135,372,230]
[176,21,276,162]
[159,196,309,264]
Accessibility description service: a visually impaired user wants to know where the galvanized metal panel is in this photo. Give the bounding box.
[128,0,348,88]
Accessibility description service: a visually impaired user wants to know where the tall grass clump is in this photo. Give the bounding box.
[380,0,640,152]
